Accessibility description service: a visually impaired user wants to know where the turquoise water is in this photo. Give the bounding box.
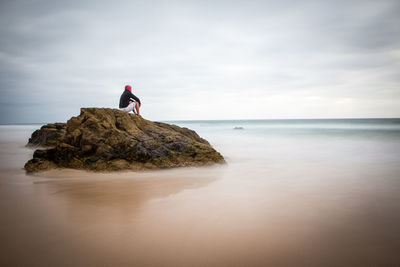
[169,118,400,164]
[169,118,400,137]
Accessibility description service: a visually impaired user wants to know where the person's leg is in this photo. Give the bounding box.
[120,102,135,113]
[135,102,140,116]
[130,102,137,114]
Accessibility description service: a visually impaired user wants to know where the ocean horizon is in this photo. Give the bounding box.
[2,117,400,124]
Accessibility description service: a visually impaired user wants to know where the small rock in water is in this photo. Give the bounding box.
[233,127,244,130]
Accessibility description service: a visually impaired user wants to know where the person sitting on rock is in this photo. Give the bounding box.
[119,85,141,115]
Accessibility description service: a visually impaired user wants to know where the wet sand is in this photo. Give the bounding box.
[1,163,400,267]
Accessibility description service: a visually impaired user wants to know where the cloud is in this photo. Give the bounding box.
[0,0,399,123]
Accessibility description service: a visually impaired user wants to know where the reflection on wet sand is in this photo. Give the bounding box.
[0,167,221,267]
[2,163,400,267]
[40,168,219,208]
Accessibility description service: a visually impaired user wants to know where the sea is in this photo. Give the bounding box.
[1,118,400,266]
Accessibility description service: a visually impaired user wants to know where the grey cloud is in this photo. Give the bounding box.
[0,0,399,123]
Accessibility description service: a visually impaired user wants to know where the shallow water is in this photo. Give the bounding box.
[1,119,400,266]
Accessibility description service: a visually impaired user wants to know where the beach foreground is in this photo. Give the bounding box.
[1,120,400,266]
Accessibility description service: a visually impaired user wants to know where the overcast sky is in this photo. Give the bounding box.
[0,0,399,123]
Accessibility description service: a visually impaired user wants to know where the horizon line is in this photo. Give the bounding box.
[1,117,400,125]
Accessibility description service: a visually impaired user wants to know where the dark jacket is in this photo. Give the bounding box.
[119,90,141,108]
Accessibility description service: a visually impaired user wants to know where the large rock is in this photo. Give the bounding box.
[24,108,225,172]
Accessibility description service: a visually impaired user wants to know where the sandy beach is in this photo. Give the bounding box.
[1,121,400,266]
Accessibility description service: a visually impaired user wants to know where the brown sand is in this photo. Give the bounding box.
[1,163,400,267]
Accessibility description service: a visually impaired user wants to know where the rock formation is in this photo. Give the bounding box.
[25,108,225,172]
[27,123,66,147]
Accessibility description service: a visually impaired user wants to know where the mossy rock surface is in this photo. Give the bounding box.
[27,123,66,147]
[25,108,225,172]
